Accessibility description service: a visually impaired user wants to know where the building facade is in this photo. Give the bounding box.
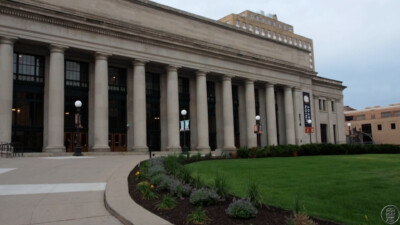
[219,10,315,70]
[0,0,346,153]
[344,104,400,145]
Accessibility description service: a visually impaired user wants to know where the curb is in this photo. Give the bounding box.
[104,157,172,225]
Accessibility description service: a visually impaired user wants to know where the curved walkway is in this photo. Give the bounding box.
[105,156,172,225]
[0,154,169,225]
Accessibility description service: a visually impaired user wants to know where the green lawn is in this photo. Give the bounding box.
[185,154,400,225]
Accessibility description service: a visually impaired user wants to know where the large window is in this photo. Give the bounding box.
[146,72,161,151]
[109,67,127,92]
[12,53,45,152]
[381,112,391,118]
[13,53,44,83]
[65,61,88,87]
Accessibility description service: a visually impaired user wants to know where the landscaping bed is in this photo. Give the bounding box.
[128,155,342,225]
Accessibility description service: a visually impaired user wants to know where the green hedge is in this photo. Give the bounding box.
[236,144,400,158]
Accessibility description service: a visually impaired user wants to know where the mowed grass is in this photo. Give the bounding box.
[185,154,400,225]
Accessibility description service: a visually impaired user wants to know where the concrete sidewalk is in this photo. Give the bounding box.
[0,154,157,225]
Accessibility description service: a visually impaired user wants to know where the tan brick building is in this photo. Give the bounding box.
[344,104,400,144]
[219,10,315,70]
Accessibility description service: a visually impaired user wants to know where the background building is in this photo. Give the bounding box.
[345,104,400,144]
[219,10,315,70]
[0,0,346,153]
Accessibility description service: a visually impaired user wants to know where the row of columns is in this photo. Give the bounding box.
[0,36,304,151]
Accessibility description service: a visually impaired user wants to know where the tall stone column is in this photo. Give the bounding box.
[245,79,257,148]
[221,75,236,151]
[166,65,181,151]
[265,83,278,145]
[92,52,110,152]
[258,88,267,147]
[284,86,296,145]
[293,88,302,144]
[196,71,210,152]
[132,59,148,151]
[336,97,346,144]
[45,44,67,152]
[0,37,16,143]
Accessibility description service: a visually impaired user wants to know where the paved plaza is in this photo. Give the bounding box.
[0,155,147,225]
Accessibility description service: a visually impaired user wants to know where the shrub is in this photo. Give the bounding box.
[287,212,317,225]
[165,155,181,176]
[136,181,158,200]
[226,198,258,219]
[158,174,174,190]
[176,165,192,184]
[135,170,147,181]
[187,207,208,224]
[190,152,202,161]
[147,164,167,178]
[156,195,177,210]
[248,147,260,158]
[190,188,221,206]
[150,173,170,186]
[247,181,263,207]
[193,173,205,189]
[237,147,249,158]
[168,179,192,198]
[214,172,229,199]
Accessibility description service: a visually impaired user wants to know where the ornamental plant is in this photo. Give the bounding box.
[214,172,229,199]
[150,173,170,186]
[189,188,221,206]
[247,181,263,207]
[226,198,258,219]
[187,207,209,225]
[156,195,177,210]
[147,164,167,178]
[167,178,192,198]
[136,181,158,200]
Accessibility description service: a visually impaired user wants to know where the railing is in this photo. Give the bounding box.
[0,142,24,158]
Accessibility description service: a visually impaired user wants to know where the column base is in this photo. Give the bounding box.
[196,147,211,154]
[166,146,181,153]
[44,146,65,153]
[132,146,148,152]
[91,146,110,152]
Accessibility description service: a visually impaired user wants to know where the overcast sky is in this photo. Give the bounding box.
[151,0,400,109]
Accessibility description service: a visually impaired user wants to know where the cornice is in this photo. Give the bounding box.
[0,0,317,77]
[312,76,346,90]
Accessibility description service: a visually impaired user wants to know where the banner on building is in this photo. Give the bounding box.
[303,92,312,127]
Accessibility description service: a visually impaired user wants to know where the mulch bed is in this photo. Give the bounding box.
[128,163,342,225]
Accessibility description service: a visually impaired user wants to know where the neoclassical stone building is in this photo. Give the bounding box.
[0,0,346,153]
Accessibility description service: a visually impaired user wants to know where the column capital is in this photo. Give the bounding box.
[49,44,68,53]
[166,65,180,73]
[284,85,293,91]
[222,75,233,81]
[245,79,254,85]
[95,52,112,60]
[265,82,275,88]
[0,36,17,45]
[133,59,148,67]
[196,70,208,77]
[294,87,302,92]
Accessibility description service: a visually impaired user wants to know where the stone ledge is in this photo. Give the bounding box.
[104,156,172,225]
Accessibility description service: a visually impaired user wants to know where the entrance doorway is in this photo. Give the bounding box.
[64,132,88,152]
[109,133,127,152]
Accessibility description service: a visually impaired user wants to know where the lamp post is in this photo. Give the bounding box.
[73,100,83,156]
[347,123,351,144]
[255,115,261,148]
[307,119,312,144]
[181,109,187,154]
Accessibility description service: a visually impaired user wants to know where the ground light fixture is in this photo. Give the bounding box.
[73,100,83,156]
[255,115,261,147]
[307,119,312,144]
[347,123,352,144]
[181,109,188,154]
